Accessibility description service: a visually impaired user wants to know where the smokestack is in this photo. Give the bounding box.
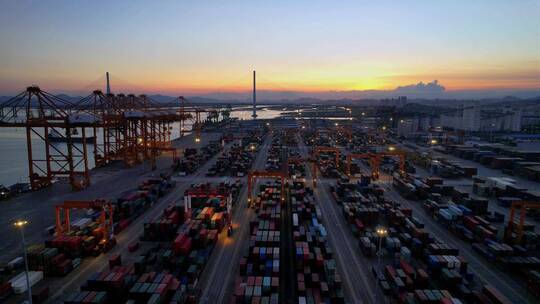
[106,72,111,94]
[252,70,257,119]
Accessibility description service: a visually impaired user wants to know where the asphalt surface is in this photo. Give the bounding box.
[197,135,271,304]
[297,134,383,304]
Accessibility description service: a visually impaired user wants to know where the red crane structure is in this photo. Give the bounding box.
[506,201,540,243]
[0,86,98,190]
[55,199,113,244]
[184,183,234,223]
[345,151,405,180]
[0,86,202,191]
[345,153,379,178]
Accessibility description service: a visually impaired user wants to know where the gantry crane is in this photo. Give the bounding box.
[247,170,286,206]
[0,86,99,190]
[346,153,378,178]
[0,87,196,191]
[506,201,540,243]
[184,183,234,226]
[345,150,405,180]
[377,150,406,176]
[55,199,114,244]
[311,147,340,186]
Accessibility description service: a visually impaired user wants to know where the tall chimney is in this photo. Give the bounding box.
[252,70,257,119]
[106,72,111,94]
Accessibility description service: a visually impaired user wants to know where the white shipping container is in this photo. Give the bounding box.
[72,217,92,230]
[443,255,456,269]
[9,271,43,294]
[7,257,23,270]
[451,256,461,270]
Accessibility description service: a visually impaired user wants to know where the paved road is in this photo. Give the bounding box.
[297,135,383,304]
[197,135,272,304]
[375,172,533,303]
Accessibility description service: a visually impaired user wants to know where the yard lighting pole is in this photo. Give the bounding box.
[375,226,388,303]
[14,220,32,304]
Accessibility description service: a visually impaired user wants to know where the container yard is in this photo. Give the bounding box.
[1,108,539,304]
[2,0,540,302]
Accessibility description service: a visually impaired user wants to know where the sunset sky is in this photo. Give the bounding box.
[0,1,539,96]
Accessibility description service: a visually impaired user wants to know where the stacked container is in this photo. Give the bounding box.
[290,181,345,303]
[234,183,281,304]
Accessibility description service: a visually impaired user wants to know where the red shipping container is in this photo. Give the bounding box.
[57,259,72,275]
[271,277,279,288]
[156,283,167,296]
[83,291,97,302]
[474,216,490,226]
[168,211,180,225]
[315,253,324,269]
[162,274,172,288]
[173,234,188,254]
[354,219,364,231]
[178,238,192,256]
[52,253,66,265]
[235,283,245,297]
[120,219,131,230]
[312,288,322,303]
[401,208,412,216]
[298,281,305,293]
[441,298,453,304]
[400,260,416,279]
[128,241,139,252]
[109,254,122,269]
[138,273,149,283]
[385,265,397,280]
[464,216,479,231]
[170,277,180,290]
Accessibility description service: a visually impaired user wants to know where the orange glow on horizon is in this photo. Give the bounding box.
[1,64,539,95]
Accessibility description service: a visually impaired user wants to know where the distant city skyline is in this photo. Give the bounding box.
[0,1,539,97]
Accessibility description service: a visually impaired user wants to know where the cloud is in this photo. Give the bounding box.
[394,80,446,96]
